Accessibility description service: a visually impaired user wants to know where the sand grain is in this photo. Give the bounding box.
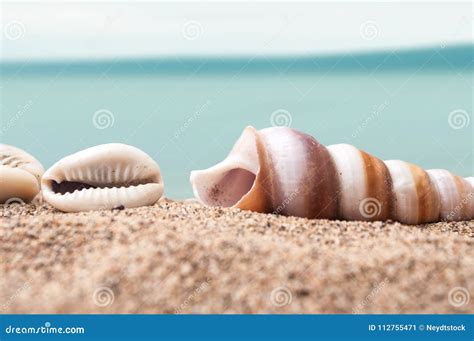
[1,199,473,314]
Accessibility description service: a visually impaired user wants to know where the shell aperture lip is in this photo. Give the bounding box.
[190,126,261,209]
[41,143,164,212]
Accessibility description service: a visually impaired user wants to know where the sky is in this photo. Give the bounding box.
[1,1,473,61]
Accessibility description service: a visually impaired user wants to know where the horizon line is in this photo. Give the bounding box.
[1,44,472,74]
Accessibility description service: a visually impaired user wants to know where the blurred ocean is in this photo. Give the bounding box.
[1,45,472,198]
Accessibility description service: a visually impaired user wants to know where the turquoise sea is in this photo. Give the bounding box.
[1,45,472,198]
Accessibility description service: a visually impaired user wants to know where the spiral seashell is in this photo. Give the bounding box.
[42,144,164,212]
[427,170,473,221]
[466,177,474,219]
[0,144,44,203]
[384,160,441,224]
[190,126,473,224]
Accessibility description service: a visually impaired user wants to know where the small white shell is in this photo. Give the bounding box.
[0,144,44,203]
[42,143,164,212]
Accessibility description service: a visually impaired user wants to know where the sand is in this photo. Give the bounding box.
[1,199,473,314]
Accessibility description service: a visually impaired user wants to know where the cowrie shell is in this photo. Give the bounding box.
[42,143,163,212]
[0,144,44,203]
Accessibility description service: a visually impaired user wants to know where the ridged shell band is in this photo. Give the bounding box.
[190,126,474,224]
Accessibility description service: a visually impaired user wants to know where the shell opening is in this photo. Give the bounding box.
[52,181,95,194]
[48,178,158,195]
[198,168,256,207]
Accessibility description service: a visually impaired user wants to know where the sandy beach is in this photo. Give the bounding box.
[1,199,473,314]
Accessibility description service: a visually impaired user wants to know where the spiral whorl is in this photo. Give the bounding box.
[191,126,474,224]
